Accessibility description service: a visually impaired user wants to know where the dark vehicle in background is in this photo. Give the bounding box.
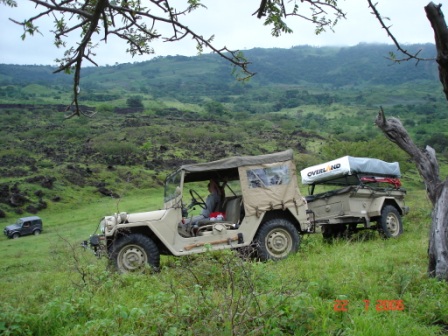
[4,216,43,239]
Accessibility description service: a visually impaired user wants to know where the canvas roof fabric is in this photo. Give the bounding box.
[300,156,401,185]
[180,149,294,183]
[238,159,304,217]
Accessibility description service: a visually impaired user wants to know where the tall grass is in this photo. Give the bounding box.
[0,188,447,335]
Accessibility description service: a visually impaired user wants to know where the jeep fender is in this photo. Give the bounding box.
[367,197,404,218]
[257,208,304,233]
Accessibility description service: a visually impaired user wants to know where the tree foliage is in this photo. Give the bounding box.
[126,95,144,109]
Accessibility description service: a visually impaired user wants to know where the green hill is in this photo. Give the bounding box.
[0,44,447,336]
[0,43,445,218]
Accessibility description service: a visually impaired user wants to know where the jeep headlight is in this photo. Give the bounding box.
[99,219,106,234]
[104,215,119,231]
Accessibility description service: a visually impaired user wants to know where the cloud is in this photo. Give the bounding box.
[0,0,435,66]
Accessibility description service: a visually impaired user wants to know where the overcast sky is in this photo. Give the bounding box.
[0,0,436,66]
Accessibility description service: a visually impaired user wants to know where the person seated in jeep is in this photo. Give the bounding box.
[180,180,223,236]
[193,180,222,222]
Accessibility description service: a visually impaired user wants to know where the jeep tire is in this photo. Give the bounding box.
[254,218,300,261]
[109,233,160,273]
[378,205,403,238]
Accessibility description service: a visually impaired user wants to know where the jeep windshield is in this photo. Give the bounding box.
[164,170,182,203]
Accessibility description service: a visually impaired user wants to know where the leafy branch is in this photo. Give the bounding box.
[256,0,346,36]
[367,0,433,64]
[4,0,254,118]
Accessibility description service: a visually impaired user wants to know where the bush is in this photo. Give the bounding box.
[126,96,144,109]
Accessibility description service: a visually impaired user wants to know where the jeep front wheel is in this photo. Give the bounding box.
[378,205,403,238]
[254,218,300,261]
[110,234,160,273]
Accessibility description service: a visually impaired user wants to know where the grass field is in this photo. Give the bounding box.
[0,186,447,335]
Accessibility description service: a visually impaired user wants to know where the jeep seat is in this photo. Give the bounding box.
[196,196,243,235]
[222,196,242,224]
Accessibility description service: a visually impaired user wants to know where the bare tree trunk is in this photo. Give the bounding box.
[374,2,448,280]
[426,2,448,101]
[375,109,448,281]
[423,1,448,281]
[428,180,448,279]
[374,109,441,203]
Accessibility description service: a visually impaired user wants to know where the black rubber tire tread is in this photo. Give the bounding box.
[12,233,19,239]
[34,230,41,235]
[322,224,347,243]
[378,205,403,238]
[254,218,300,261]
[109,233,160,273]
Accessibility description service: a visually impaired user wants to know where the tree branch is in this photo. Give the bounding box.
[425,2,448,100]
[375,107,441,204]
[367,0,432,63]
[6,0,260,117]
[255,0,346,36]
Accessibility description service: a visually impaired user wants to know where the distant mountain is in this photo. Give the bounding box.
[246,44,437,86]
[0,43,438,99]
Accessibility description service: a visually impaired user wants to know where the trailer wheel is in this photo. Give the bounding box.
[110,233,160,273]
[378,205,403,238]
[322,224,347,243]
[254,218,300,261]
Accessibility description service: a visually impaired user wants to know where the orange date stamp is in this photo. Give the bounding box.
[334,299,405,312]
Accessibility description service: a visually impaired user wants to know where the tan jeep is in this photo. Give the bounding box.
[84,150,408,272]
[86,149,309,272]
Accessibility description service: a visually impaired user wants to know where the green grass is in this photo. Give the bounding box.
[0,48,447,334]
[0,186,447,335]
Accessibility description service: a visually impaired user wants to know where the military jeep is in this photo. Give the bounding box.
[84,150,408,272]
[85,150,310,272]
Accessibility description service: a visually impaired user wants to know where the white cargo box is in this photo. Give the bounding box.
[300,156,401,185]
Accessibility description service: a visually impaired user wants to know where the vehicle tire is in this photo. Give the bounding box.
[378,205,403,238]
[253,218,300,261]
[322,225,335,243]
[109,233,160,273]
[322,224,347,243]
[34,230,41,236]
[12,233,19,239]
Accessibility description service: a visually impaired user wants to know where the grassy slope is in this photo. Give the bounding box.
[0,186,447,335]
[0,45,447,334]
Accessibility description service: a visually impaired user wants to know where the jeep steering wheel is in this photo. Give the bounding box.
[189,189,207,209]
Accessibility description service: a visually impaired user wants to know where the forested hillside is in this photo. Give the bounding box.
[1,44,448,336]
[0,43,446,218]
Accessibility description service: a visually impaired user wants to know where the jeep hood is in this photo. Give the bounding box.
[5,224,20,231]
[123,209,166,223]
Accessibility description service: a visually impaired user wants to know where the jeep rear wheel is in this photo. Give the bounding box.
[34,230,41,236]
[110,234,160,273]
[254,218,300,261]
[378,205,403,238]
